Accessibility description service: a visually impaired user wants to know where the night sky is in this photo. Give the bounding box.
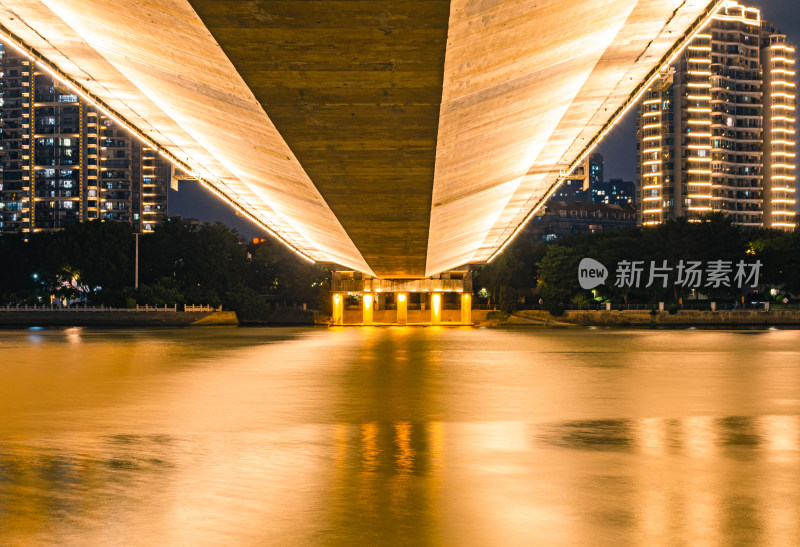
[170,179,260,238]
[170,0,800,236]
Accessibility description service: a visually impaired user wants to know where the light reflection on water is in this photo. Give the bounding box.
[0,326,798,545]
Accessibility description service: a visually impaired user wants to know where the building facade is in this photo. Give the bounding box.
[637,1,796,230]
[525,201,637,243]
[0,44,171,235]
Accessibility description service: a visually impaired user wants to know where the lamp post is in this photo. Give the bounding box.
[134,232,140,289]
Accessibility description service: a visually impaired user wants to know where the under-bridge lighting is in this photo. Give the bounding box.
[486,0,727,264]
[0,0,735,277]
[0,27,318,265]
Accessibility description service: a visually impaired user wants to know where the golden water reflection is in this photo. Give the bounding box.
[0,326,798,545]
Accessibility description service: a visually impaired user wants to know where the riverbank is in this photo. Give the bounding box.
[0,308,239,327]
[13,307,798,328]
[511,309,800,327]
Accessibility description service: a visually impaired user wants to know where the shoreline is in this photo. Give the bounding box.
[499,309,800,328]
[3,308,800,329]
[0,310,239,327]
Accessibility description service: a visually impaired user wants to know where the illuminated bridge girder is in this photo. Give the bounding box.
[0,0,723,278]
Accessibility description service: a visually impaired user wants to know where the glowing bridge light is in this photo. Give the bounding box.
[0,0,730,277]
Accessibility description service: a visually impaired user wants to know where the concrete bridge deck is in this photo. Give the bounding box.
[0,0,723,277]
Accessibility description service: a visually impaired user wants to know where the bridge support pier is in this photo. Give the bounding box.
[431,293,442,324]
[397,293,408,325]
[332,293,344,325]
[461,293,471,324]
[362,293,373,325]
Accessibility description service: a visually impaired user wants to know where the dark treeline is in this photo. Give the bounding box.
[0,218,330,320]
[474,213,800,314]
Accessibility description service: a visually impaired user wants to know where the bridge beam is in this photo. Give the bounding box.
[0,0,723,277]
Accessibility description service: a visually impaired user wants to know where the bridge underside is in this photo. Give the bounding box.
[0,0,721,278]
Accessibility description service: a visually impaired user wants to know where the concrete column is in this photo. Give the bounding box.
[362,293,373,325]
[431,293,441,324]
[461,293,472,324]
[332,293,343,325]
[397,293,408,325]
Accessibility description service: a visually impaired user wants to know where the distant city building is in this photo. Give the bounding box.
[636,1,797,230]
[553,153,604,202]
[588,153,603,188]
[524,201,637,243]
[552,177,590,203]
[593,178,636,206]
[182,217,212,231]
[550,153,636,208]
[0,44,172,235]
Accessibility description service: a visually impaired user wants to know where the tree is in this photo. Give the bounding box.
[536,245,582,315]
[473,239,546,311]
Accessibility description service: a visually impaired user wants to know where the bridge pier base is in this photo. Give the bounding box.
[331,270,472,326]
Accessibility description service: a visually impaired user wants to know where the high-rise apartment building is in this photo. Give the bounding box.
[636,1,796,230]
[0,44,172,235]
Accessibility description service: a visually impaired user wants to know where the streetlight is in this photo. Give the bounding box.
[134,232,140,289]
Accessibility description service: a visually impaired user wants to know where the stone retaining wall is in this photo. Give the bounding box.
[517,309,800,326]
[0,310,238,327]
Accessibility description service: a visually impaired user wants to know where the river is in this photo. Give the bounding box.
[0,326,798,545]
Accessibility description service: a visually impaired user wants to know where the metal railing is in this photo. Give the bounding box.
[561,303,800,311]
[0,304,176,312]
[184,305,222,312]
[0,304,222,312]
